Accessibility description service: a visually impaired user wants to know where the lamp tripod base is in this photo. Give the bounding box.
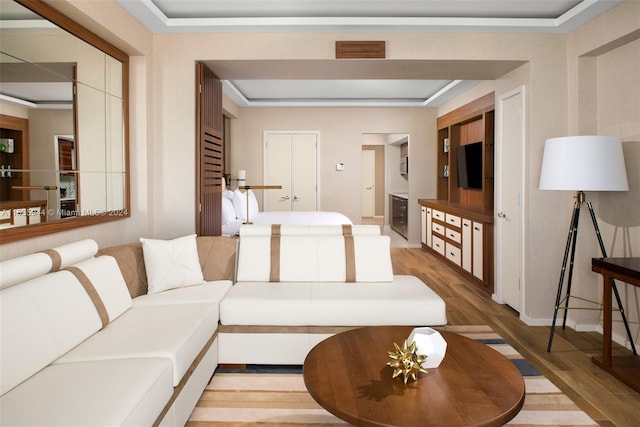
[547,191,637,354]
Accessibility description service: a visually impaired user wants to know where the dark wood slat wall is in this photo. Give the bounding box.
[196,64,223,236]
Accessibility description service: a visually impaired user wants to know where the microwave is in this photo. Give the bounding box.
[400,156,408,175]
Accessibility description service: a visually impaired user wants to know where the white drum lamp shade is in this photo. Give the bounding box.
[539,135,628,191]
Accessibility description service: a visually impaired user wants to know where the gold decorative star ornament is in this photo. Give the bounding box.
[387,340,428,383]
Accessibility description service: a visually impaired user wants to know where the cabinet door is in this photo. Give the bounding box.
[472,222,483,280]
[426,207,432,247]
[462,219,472,273]
[421,206,426,245]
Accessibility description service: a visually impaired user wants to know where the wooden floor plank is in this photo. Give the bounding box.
[390,248,640,427]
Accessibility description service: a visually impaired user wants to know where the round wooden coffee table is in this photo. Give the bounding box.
[303,326,525,427]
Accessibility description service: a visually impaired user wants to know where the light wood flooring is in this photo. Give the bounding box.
[391,247,640,427]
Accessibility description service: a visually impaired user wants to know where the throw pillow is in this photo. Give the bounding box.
[139,234,204,294]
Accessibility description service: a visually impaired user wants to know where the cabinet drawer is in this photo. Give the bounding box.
[432,209,444,221]
[445,242,461,266]
[445,213,461,227]
[432,222,445,236]
[445,227,461,243]
[432,236,445,256]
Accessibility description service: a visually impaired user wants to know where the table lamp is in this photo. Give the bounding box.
[539,135,635,353]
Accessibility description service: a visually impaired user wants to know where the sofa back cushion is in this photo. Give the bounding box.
[239,224,380,237]
[0,239,98,290]
[236,225,393,283]
[97,243,148,297]
[96,236,238,299]
[0,271,102,395]
[72,256,133,322]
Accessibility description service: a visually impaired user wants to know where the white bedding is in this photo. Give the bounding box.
[222,211,352,236]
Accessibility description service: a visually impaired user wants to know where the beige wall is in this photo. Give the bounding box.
[564,13,640,345]
[228,107,433,241]
[1,0,638,345]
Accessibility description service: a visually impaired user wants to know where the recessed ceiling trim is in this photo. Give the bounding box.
[424,80,463,106]
[0,94,35,108]
[222,78,477,108]
[116,0,622,34]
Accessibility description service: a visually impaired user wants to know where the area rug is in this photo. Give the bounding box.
[187,325,598,426]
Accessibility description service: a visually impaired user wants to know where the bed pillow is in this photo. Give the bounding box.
[222,197,236,225]
[248,190,260,217]
[233,189,260,221]
[139,234,204,294]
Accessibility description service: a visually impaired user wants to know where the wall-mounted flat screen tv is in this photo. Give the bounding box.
[457,141,483,189]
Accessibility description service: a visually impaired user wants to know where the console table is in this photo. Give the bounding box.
[591,257,640,393]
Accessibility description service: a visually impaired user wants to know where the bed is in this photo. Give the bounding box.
[222,189,352,235]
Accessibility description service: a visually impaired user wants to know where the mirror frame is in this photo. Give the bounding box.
[1,0,130,244]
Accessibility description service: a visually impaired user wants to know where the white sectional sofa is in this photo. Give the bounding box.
[0,236,236,427]
[218,224,447,364]
[0,225,446,425]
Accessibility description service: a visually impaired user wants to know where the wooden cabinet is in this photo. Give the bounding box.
[420,200,494,292]
[421,93,496,293]
[58,138,75,172]
[435,93,494,212]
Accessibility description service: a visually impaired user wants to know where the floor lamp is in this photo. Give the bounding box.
[539,135,636,354]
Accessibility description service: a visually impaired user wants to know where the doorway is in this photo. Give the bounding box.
[264,131,318,211]
[360,144,385,223]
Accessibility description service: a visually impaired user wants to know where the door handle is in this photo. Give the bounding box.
[366,186,373,190]
[293,195,300,200]
[497,211,507,219]
[280,195,290,200]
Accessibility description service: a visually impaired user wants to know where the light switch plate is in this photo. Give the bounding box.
[336,162,344,171]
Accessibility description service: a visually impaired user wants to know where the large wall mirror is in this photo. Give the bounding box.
[0,0,129,243]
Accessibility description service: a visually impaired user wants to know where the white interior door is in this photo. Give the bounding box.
[291,133,317,211]
[265,132,317,212]
[496,87,525,312]
[265,133,292,211]
[361,150,375,217]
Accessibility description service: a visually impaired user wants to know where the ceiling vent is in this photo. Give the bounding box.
[335,41,385,59]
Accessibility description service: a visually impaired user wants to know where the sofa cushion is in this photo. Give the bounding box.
[0,252,52,289]
[55,303,219,386]
[97,242,148,298]
[72,256,133,322]
[0,239,98,290]
[0,270,102,395]
[236,234,393,283]
[140,234,205,294]
[133,280,232,306]
[220,275,447,326]
[0,358,173,426]
[49,239,99,270]
[239,224,380,236]
[196,236,237,281]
